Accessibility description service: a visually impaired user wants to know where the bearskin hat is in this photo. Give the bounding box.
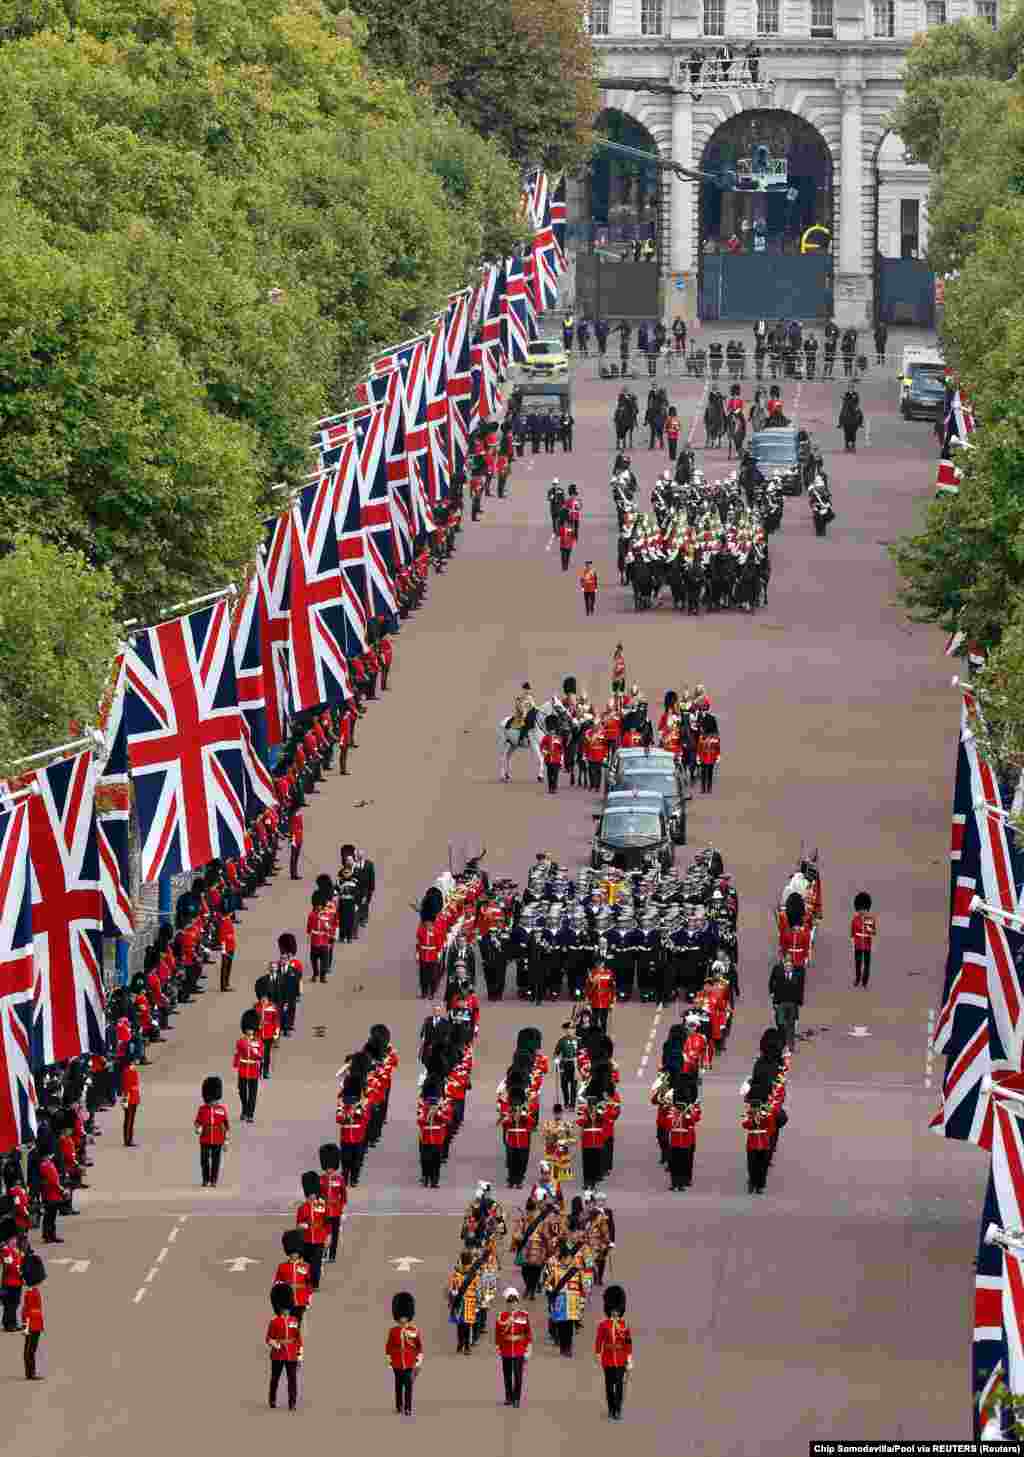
[746,1077,773,1104]
[319,1143,340,1171]
[241,1010,260,1035]
[340,843,356,862]
[784,892,805,928]
[854,891,872,912]
[604,1284,627,1317]
[282,1229,305,1257]
[664,690,678,711]
[421,1077,442,1100]
[563,676,577,697]
[341,1074,363,1101]
[760,1029,785,1057]
[673,1071,700,1103]
[347,1052,372,1081]
[301,1170,321,1197]
[202,1075,223,1103]
[270,1282,295,1314]
[750,1055,779,1086]
[144,945,159,974]
[315,875,334,898]
[278,933,298,957]
[130,973,146,995]
[367,1025,390,1059]
[599,1035,614,1060]
[426,1052,450,1082]
[392,1291,416,1322]
[21,1253,46,1288]
[703,713,718,735]
[0,1216,16,1243]
[156,923,174,951]
[420,887,443,921]
[254,975,270,1001]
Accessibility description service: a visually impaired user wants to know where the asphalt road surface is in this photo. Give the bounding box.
[12,355,983,1453]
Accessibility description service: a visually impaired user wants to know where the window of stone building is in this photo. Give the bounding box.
[587,0,611,33]
[925,0,947,23]
[641,0,665,33]
[757,0,780,33]
[900,198,920,258]
[872,0,895,33]
[810,0,834,33]
[703,0,726,32]
[975,0,997,24]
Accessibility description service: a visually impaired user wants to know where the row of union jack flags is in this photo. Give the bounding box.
[934,378,976,498]
[929,684,1024,1435]
[0,175,568,1145]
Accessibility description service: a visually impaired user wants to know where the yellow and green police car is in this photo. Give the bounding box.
[523,337,569,377]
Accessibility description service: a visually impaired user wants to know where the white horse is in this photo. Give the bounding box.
[497,698,568,783]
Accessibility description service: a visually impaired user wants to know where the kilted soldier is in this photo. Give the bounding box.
[194,1075,230,1187]
[266,1283,302,1410]
[386,1292,423,1415]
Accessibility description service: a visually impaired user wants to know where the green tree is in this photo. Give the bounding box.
[343,0,598,173]
[0,534,121,773]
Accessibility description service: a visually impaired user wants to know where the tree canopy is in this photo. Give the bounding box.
[889,5,1024,772]
[344,0,598,174]
[0,0,532,768]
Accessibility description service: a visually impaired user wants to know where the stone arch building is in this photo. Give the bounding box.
[581,0,994,323]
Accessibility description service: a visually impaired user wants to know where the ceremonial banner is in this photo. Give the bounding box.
[124,599,246,880]
[230,577,277,813]
[95,654,134,936]
[352,402,400,630]
[423,316,452,503]
[29,751,105,1065]
[444,291,473,477]
[287,472,354,712]
[257,514,292,748]
[330,432,371,654]
[0,799,37,1149]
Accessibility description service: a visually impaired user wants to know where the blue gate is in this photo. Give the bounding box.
[878,259,935,328]
[700,255,831,321]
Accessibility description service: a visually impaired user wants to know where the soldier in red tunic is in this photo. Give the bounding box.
[121,1055,141,1146]
[233,1009,263,1123]
[851,891,877,988]
[386,1291,423,1415]
[255,978,281,1079]
[594,1284,633,1419]
[416,916,442,999]
[275,1231,313,1326]
[194,1075,230,1187]
[1,1217,23,1332]
[267,1283,302,1410]
[540,721,564,795]
[495,1287,532,1407]
[319,1144,347,1262]
[296,1171,328,1291]
[20,1252,46,1381]
[742,1081,773,1194]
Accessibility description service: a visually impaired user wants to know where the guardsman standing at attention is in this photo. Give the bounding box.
[386,1292,423,1416]
[540,720,565,795]
[319,1144,347,1263]
[121,1054,141,1146]
[20,1253,46,1381]
[233,1009,263,1123]
[494,1287,532,1407]
[585,959,616,1034]
[416,915,442,999]
[580,561,598,617]
[218,905,236,991]
[1,1218,23,1332]
[289,807,304,880]
[255,977,281,1079]
[594,1284,633,1420]
[558,517,576,573]
[195,1075,230,1187]
[267,1283,303,1411]
[851,891,877,988]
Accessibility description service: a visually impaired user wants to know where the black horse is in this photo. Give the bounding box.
[627,558,661,611]
[726,410,747,460]
[704,390,727,449]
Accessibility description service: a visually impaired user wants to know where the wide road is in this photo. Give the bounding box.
[14,346,983,1453]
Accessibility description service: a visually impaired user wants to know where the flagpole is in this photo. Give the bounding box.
[981,1078,1024,1113]
[165,585,236,616]
[970,897,1024,933]
[0,783,41,805]
[10,733,103,768]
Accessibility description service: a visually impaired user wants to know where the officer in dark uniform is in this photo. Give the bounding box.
[543,414,559,454]
[529,413,543,454]
[336,860,359,944]
[506,913,533,999]
[559,412,574,452]
[605,912,633,1001]
[635,908,662,1002]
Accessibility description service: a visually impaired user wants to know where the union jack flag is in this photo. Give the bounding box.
[470,338,503,433]
[352,403,400,629]
[480,264,508,375]
[933,688,1024,1144]
[365,368,416,567]
[94,654,134,936]
[944,387,977,453]
[976,1167,1011,1436]
[287,473,353,712]
[124,599,246,881]
[502,255,537,364]
[445,291,473,476]
[257,513,292,747]
[374,337,430,483]
[29,751,105,1066]
[423,316,451,503]
[522,170,548,232]
[229,576,277,814]
[329,433,370,655]
[550,174,567,267]
[0,799,37,1149]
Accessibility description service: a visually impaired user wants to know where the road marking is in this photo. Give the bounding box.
[167,1227,179,1243]
[223,1257,259,1273]
[49,1258,91,1273]
[155,1247,169,1265]
[389,1257,423,1273]
[133,1214,187,1308]
[144,1266,160,1283]
[133,1289,147,1305]
[849,1026,872,1038]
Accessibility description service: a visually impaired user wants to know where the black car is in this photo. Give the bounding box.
[610,751,690,844]
[591,793,674,872]
[901,364,945,422]
[750,427,815,496]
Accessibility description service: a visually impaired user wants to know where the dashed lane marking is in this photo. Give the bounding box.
[133,1214,187,1309]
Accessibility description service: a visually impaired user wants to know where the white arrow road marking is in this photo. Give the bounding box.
[224,1257,259,1273]
[48,1258,91,1272]
[849,1026,872,1038]
[389,1257,423,1273]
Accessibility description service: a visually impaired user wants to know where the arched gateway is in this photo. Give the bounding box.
[699,110,834,322]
